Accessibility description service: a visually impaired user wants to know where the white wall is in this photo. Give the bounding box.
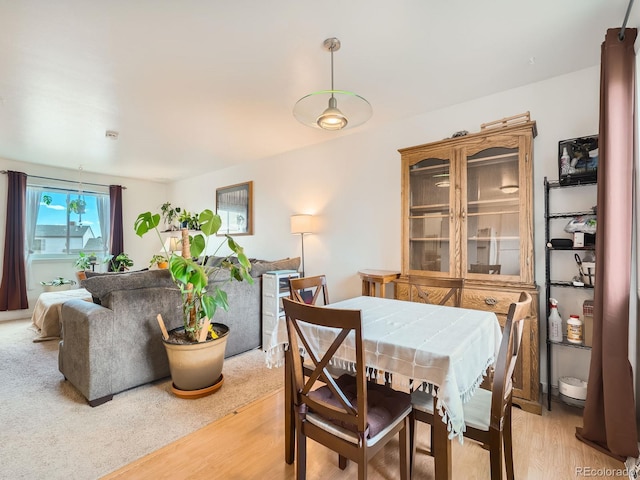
[0,65,610,394]
[0,159,169,321]
[168,65,603,395]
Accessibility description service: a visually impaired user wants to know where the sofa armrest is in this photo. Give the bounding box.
[58,299,115,404]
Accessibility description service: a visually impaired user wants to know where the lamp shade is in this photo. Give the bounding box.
[290,215,314,234]
[162,236,180,253]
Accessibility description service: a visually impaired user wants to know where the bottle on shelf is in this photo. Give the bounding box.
[549,298,563,343]
[567,314,583,344]
[560,147,571,175]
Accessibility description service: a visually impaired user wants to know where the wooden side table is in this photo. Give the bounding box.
[358,269,401,298]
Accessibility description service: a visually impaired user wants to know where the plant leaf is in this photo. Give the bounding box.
[199,209,222,237]
[134,212,160,237]
[190,234,206,258]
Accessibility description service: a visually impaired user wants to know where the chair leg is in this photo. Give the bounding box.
[489,429,504,480]
[358,461,367,480]
[296,428,307,480]
[409,412,416,475]
[399,418,410,480]
[504,407,515,480]
[430,424,435,456]
[339,455,348,470]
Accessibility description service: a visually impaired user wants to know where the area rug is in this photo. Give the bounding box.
[0,318,284,480]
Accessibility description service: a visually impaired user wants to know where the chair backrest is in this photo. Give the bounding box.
[282,297,367,436]
[289,275,330,305]
[408,276,464,307]
[490,291,532,428]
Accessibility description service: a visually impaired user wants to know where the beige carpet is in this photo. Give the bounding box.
[0,318,283,480]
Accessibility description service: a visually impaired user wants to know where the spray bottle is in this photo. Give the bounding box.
[560,147,571,175]
[549,298,563,342]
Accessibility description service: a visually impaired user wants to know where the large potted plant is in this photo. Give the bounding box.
[134,208,252,396]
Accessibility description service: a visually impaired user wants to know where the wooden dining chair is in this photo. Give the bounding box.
[408,276,464,307]
[409,291,532,480]
[282,297,411,480]
[289,274,330,305]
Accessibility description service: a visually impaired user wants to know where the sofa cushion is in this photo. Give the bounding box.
[81,269,176,301]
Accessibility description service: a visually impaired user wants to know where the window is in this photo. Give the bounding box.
[26,185,110,258]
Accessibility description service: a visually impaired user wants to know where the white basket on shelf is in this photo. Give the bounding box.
[581,262,595,286]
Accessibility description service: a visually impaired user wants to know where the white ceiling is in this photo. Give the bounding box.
[0,1,637,182]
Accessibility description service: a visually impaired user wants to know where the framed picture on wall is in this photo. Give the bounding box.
[216,181,253,235]
[558,135,598,186]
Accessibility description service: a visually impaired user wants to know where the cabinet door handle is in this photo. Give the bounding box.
[450,208,454,220]
[461,208,466,219]
[484,297,497,305]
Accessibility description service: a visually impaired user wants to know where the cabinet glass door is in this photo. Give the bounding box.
[408,157,453,273]
[465,146,520,278]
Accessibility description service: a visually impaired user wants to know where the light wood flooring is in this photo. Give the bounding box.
[103,388,624,480]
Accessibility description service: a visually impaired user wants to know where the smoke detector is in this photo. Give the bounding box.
[105,130,119,140]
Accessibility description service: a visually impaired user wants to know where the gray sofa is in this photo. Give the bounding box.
[58,257,300,406]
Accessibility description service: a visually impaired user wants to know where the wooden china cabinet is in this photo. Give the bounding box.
[396,119,541,414]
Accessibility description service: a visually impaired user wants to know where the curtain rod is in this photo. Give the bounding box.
[0,170,126,189]
[619,0,635,40]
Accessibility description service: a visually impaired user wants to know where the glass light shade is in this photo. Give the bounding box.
[290,214,314,234]
[500,185,519,194]
[294,90,372,130]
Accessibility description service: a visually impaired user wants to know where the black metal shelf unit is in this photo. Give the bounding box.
[543,177,596,411]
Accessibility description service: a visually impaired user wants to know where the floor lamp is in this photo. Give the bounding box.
[290,214,313,277]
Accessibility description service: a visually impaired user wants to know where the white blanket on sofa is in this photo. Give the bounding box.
[30,288,92,342]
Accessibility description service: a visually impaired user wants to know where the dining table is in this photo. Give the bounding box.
[265,295,502,480]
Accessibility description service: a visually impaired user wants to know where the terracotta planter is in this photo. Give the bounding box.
[157,261,169,269]
[163,324,229,392]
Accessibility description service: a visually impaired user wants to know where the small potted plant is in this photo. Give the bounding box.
[104,252,134,272]
[69,198,87,215]
[149,254,169,269]
[74,251,92,281]
[74,252,92,271]
[160,202,182,231]
[40,277,77,292]
[134,208,252,395]
[178,210,200,230]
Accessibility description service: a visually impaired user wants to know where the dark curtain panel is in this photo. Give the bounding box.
[109,185,124,272]
[0,171,28,311]
[576,28,638,461]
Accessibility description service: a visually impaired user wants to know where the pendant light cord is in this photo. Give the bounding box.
[330,43,335,99]
[619,0,635,40]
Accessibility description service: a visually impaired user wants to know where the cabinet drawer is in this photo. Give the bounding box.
[462,289,524,315]
[263,275,277,289]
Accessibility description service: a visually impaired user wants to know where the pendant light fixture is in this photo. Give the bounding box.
[293,37,372,131]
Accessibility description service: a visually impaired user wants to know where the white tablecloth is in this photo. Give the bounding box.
[266,295,502,440]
